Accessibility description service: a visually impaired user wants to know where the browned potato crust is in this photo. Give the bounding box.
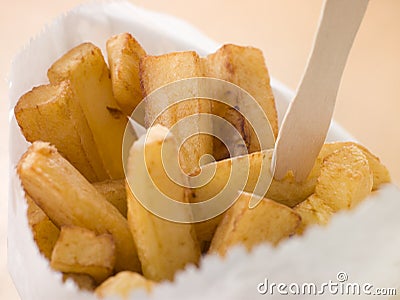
[209,192,300,256]
[107,33,146,115]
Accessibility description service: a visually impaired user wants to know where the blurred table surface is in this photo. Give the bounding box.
[1,0,399,298]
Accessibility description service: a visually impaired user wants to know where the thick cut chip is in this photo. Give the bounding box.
[140,51,212,175]
[26,195,60,260]
[126,125,200,282]
[14,81,108,182]
[190,149,316,247]
[294,145,374,234]
[293,195,333,235]
[203,44,278,158]
[317,142,390,190]
[48,42,127,179]
[93,179,127,217]
[17,142,140,273]
[62,273,96,291]
[95,271,153,299]
[209,192,300,257]
[190,150,271,248]
[315,145,373,211]
[51,226,115,284]
[107,33,146,115]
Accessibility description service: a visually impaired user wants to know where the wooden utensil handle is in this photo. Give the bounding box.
[272,0,369,181]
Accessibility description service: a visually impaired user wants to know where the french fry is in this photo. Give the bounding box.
[293,195,333,235]
[95,271,153,299]
[62,273,96,291]
[126,125,200,282]
[190,150,271,249]
[48,43,128,179]
[209,192,300,257]
[354,144,391,189]
[107,33,146,115]
[140,51,212,175]
[51,226,115,284]
[203,44,278,158]
[26,195,60,260]
[316,142,390,190]
[190,149,316,246]
[14,81,108,182]
[191,150,318,206]
[315,145,373,211]
[93,179,127,217]
[17,142,141,273]
[266,172,318,207]
[294,145,373,234]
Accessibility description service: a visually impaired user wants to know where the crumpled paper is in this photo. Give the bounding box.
[8,2,400,299]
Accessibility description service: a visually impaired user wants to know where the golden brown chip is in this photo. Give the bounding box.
[51,226,115,284]
[26,195,60,260]
[293,194,333,235]
[140,51,212,175]
[126,125,200,282]
[62,273,96,291]
[203,44,278,158]
[209,192,300,257]
[95,271,153,299]
[93,179,127,217]
[315,145,373,211]
[107,33,146,115]
[14,81,108,182]
[48,42,128,179]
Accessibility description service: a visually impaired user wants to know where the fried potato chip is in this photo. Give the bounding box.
[48,42,127,179]
[107,33,146,115]
[95,271,153,299]
[209,192,300,257]
[51,226,115,284]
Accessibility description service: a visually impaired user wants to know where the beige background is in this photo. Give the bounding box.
[1,0,399,298]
